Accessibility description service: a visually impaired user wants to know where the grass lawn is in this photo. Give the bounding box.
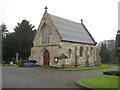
[2,64,16,66]
[75,75,119,88]
[62,66,111,70]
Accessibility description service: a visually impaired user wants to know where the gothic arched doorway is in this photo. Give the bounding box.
[43,50,50,66]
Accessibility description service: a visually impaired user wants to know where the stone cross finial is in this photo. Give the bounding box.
[44,6,48,10]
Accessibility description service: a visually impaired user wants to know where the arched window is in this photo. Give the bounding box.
[68,49,72,58]
[90,47,93,56]
[80,46,84,57]
[42,24,51,44]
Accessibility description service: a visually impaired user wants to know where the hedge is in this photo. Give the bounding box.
[103,71,120,76]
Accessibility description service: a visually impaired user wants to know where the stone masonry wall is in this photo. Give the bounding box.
[59,42,96,67]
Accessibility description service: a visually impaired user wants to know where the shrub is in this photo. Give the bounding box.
[103,71,120,76]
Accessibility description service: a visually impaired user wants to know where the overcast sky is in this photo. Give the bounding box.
[0,0,119,43]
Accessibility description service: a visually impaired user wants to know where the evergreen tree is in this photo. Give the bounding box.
[0,23,9,37]
[2,33,17,63]
[14,20,36,60]
[99,42,110,64]
[115,30,120,63]
[106,40,116,63]
[0,23,16,63]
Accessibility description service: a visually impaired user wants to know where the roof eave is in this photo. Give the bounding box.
[61,40,96,45]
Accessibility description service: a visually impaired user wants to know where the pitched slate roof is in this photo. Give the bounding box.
[49,14,96,45]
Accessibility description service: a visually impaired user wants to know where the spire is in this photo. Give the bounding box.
[81,19,83,24]
[44,6,48,11]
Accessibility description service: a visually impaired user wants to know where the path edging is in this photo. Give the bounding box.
[74,81,96,90]
[61,67,111,71]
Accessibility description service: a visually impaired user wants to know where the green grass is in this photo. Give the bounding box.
[75,75,119,88]
[2,64,16,66]
[62,66,111,70]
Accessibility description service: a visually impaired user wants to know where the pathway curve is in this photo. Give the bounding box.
[2,65,118,88]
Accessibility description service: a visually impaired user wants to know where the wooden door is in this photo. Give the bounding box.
[43,50,50,66]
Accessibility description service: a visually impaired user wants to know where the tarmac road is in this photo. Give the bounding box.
[2,65,118,88]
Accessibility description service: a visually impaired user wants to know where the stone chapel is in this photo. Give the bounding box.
[29,8,101,67]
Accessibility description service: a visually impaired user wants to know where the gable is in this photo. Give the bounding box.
[49,14,96,45]
[33,11,61,46]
